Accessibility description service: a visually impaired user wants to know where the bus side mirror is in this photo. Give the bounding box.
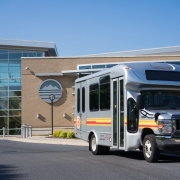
[136,95,144,109]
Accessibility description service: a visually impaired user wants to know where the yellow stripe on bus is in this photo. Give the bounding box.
[75,117,158,129]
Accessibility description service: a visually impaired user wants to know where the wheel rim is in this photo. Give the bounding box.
[145,139,151,158]
[91,137,96,151]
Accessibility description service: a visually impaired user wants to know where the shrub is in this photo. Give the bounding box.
[67,131,75,138]
[57,130,63,136]
[59,131,67,138]
[53,130,59,137]
[53,130,63,137]
[53,129,75,138]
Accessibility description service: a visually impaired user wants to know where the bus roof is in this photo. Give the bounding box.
[75,61,180,83]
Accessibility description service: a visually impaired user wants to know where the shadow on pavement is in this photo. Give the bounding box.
[0,165,28,179]
[109,150,145,160]
[158,151,180,163]
[109,150,180,163]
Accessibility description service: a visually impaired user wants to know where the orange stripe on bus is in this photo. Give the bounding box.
[86,121,111,125]
[139,125,157,128]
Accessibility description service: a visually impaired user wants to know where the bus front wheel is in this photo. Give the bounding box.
[143,134,159,163]
[90,134,103,155]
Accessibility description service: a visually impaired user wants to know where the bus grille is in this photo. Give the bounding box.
[171,115,180,137]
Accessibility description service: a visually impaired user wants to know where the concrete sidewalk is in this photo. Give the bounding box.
[0,136,88,146]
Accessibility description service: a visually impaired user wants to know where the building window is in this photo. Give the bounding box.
[79,65,91,70]
[90,84,99,111]
[92,64,105,69]
[100,75,110,110]
[106,64,118,68]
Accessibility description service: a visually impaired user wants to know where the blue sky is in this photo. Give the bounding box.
[0,0,180,56]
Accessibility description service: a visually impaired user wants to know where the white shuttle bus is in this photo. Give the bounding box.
[74,61,180,162]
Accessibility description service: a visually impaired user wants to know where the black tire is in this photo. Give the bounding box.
[139,145,143,151]
[143,134,160,163]
[102,146,110,155]
[90,134,103,155]
[89,141,91,151]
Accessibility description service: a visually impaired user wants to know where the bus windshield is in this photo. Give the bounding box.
[141,90,180,110]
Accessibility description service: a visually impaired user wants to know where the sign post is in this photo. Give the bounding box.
[49,94,55,135]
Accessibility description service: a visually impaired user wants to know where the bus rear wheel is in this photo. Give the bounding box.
[143,135,159,163]
[90,134,103,155]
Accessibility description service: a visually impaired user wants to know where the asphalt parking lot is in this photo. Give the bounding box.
[1,137,180,180]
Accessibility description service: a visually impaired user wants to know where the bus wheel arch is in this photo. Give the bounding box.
[88,131,110,155]
[141,128,154,143]
[90,134,103,155]
[88,132,94,151]
[139,128,154,151]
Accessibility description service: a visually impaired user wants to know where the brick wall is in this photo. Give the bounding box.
[22,56,180,128]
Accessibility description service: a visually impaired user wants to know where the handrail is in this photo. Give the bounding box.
[0,125,32,138]
[0,128,21,131]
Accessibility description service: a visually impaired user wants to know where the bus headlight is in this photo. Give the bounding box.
[158,120,172,134]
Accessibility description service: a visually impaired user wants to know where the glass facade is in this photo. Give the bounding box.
[0,49,44,134]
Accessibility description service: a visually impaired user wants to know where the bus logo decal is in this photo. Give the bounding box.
[77,116,81,129]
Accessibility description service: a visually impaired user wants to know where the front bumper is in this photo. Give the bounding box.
[156,136,180,151]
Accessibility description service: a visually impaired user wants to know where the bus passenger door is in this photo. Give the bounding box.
[76,83,81,132]
[76,81,86,132]
[80,81,86,132]
[112,77,124,149]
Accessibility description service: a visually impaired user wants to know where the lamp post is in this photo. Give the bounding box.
[49,94,55,135]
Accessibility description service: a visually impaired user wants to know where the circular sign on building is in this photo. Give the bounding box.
[39,79,62,103]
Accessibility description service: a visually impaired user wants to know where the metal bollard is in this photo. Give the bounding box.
[29,125,32,137]
[21,126,23,136]
[22,125,26,138]
[2,127,5,137]
[26,126,29,138]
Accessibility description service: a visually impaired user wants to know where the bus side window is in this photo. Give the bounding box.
[77,88,80,113]
[89,84,99,111]
[82,87,85,112]
[100,75,110,111]
[127,98,138,133]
